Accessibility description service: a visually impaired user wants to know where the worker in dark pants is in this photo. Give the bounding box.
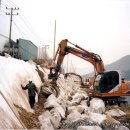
[21,81,38,109]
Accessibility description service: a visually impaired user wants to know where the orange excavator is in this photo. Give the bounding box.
[48,39,130,105]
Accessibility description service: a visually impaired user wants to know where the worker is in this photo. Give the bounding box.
[21,81,38,109]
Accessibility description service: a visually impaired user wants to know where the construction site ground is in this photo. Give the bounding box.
[15,103,45,129]
[115,105,130,128]
[15,94,130,129]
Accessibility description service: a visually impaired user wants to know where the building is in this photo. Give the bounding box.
[17,39,38,61]
[2,38,38,61]
[0,34,9,54]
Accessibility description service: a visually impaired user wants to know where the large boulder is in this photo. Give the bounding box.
[38,111,54,130]
[105,108,126,117]
[71,91,88,105]
[88,112,106,125]
[89,98,105,114]
[67,105,87,114]
[44,94,65,118]
[66,111,81,122]
[50,108,61,129]
[77,126,102,130]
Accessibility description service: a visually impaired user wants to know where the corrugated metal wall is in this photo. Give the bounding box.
[18,39,38,61]
[0,35,8,52]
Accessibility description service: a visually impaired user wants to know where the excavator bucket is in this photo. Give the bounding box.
[48,73,57,79]
[48,67,59,80]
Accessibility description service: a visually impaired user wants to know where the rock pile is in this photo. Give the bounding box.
[36,72,129,130]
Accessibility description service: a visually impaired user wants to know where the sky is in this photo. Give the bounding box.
[0,0,130,74]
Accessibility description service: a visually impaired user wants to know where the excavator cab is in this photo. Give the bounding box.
[93,71,120,93]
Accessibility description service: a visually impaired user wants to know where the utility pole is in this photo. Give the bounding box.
[42,45,49,60]
[6,7,19,55]
[67,55,69,73]
[53,20,56,59]
[0,0,1,10]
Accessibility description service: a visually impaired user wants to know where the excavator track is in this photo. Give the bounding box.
[98,97,128,107]
[87,95,128,107]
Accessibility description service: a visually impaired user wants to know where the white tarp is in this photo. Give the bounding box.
[0,56,43,128]
[0,56,42,112]
[0,93,24,129]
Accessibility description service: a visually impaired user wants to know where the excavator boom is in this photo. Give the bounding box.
[48,39,105,79]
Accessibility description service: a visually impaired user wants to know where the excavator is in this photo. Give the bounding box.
[48,39,130,105]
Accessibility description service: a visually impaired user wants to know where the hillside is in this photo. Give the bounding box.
[106,55,130,80]
[85,55,130,80]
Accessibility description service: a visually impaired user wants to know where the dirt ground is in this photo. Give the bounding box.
[105,105,130,129]
[115,106,130,128]
[15,103,130,129]
[14,104,45,129]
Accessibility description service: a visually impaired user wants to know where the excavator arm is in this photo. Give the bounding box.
[48,39,105,79]
[48,39,68,79]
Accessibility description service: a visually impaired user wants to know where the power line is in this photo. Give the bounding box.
[21,16,38,36]
[53,20,56,59]
[18,15,41,40]
[0,33,9,39]
[14,17,34,38]
[5,0,17,7]
[2,0,44,42]
[0,8,7,14]
[18,12,44,43]
[14,17,42,46]
[13,18,43,48]
[13,20,36,41]
[13,21,27,39]
[44,45,49,60]
[0,2,8,15]
[2,0,44,47]
[0,0,1,9]
[1,1,8,9]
